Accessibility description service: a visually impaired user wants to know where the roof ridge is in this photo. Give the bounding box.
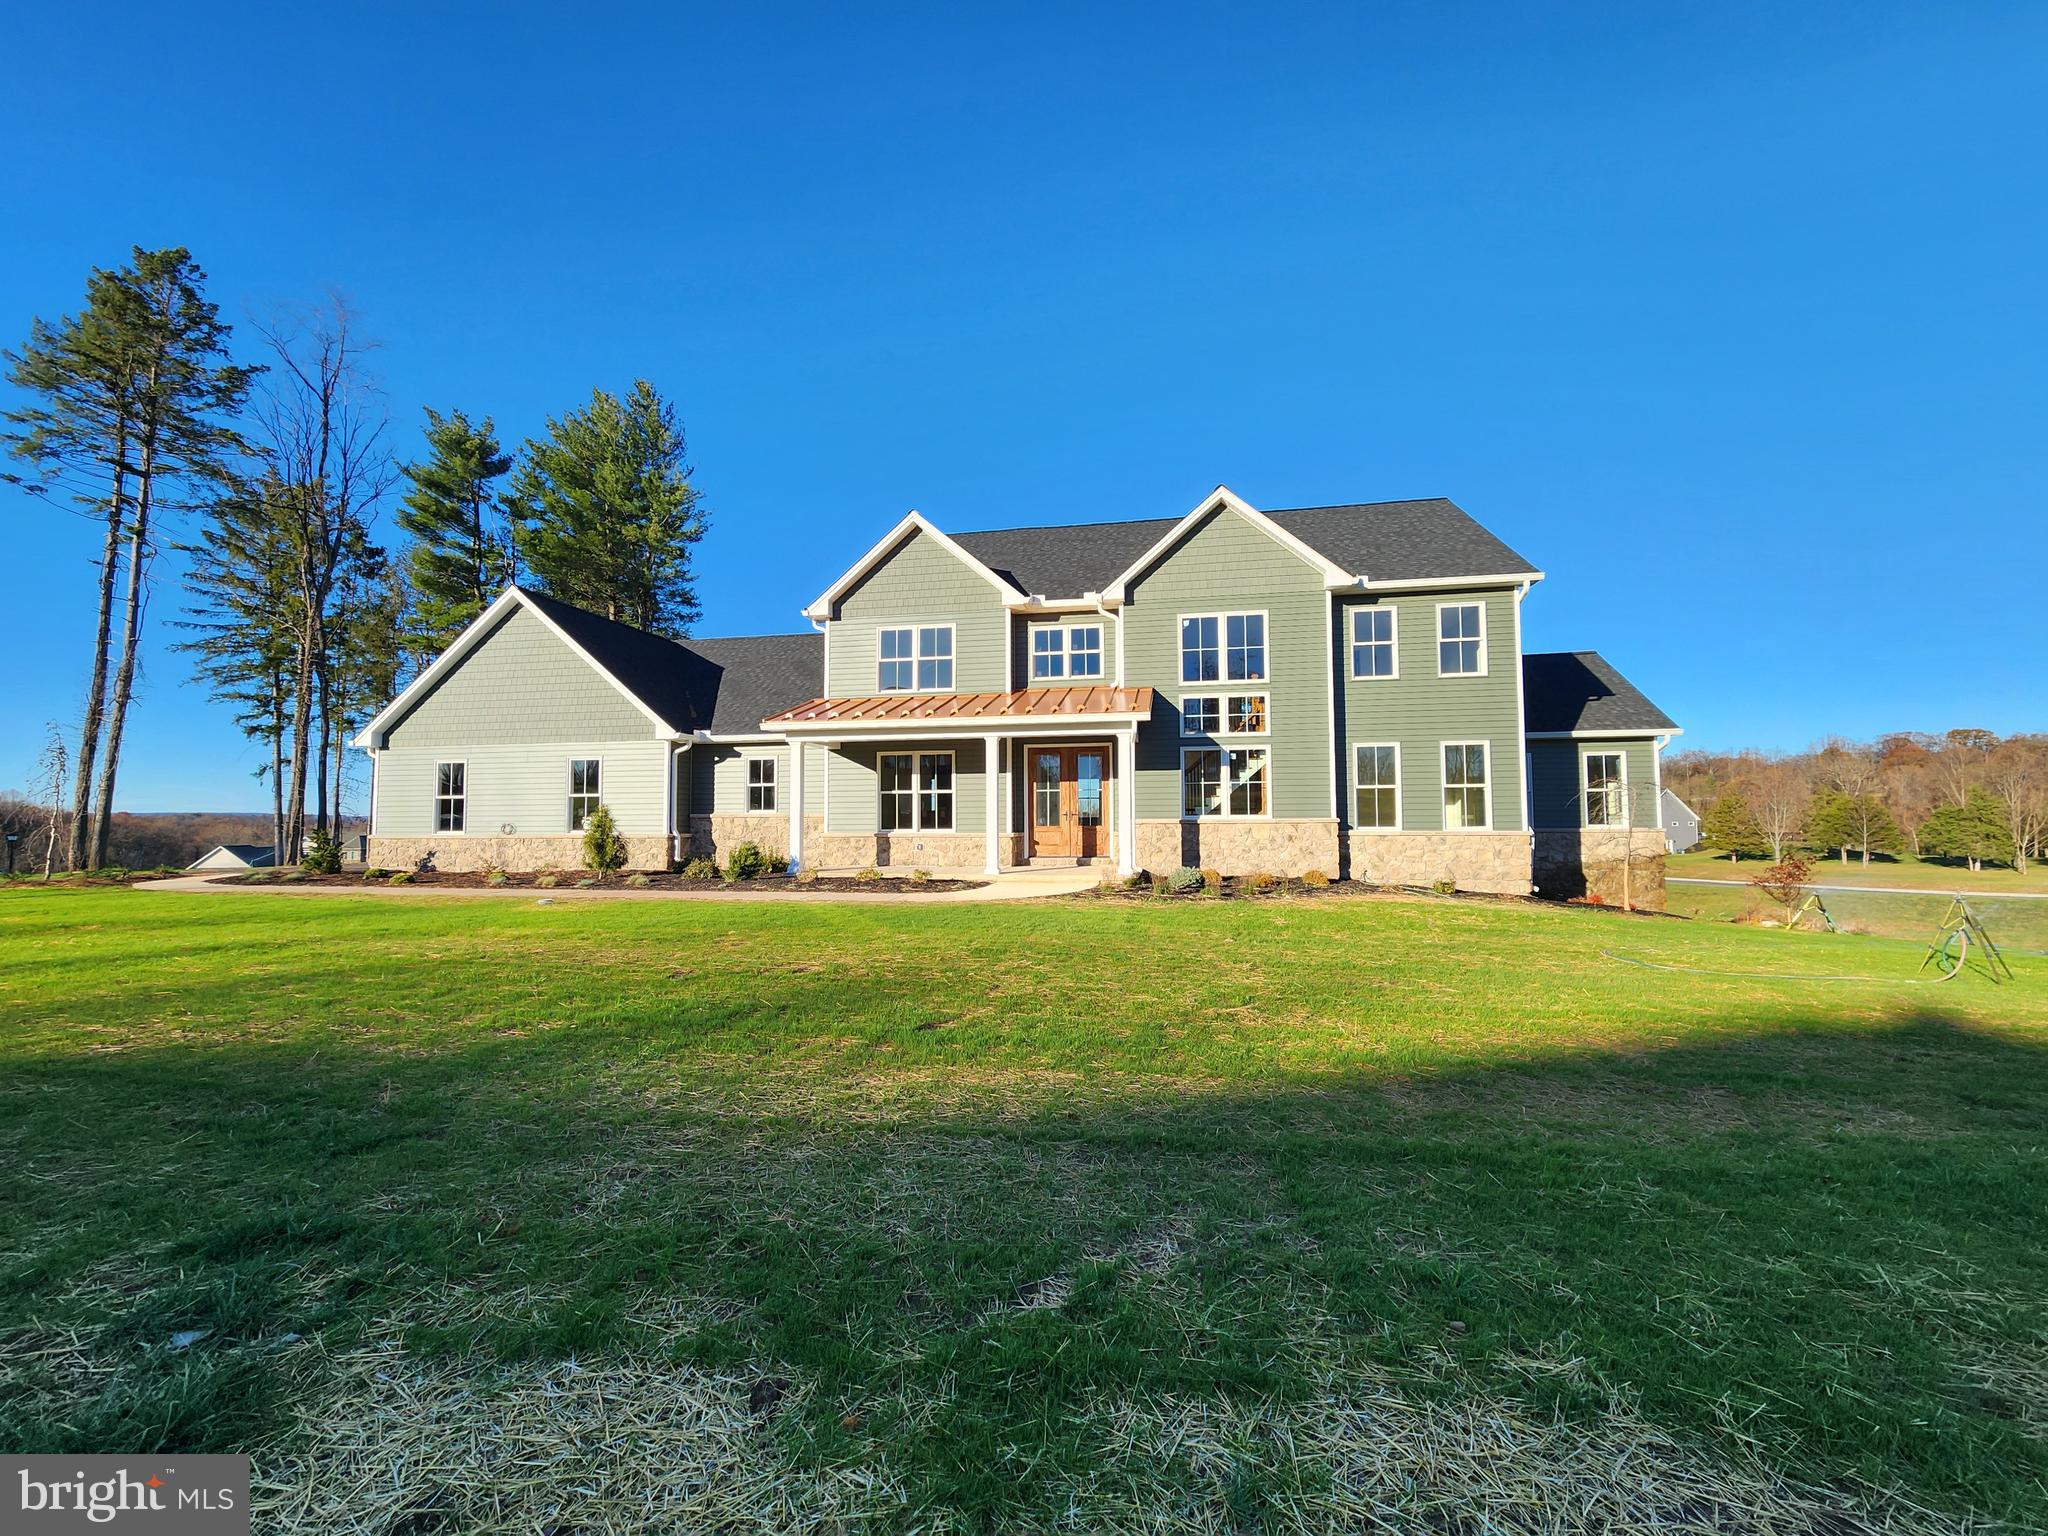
[951,498,1457,540]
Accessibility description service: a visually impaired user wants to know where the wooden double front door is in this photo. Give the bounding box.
[1028,746,1108,860]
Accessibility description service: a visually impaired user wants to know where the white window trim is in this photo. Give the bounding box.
[878,748,957,832]
[876,623,957,694]
[1065,622,1105,679]
[1029,624,1066,680]
[1439,739,1493,831]
[434,758,469,835]
[1176,609,1271,687]
[1434,600,1488,678]
[1348,605,1400,681]
[1352,742,1402,831]
[1582,748,1629,830]
[1179,692,1270,737]
[745,754,779,815]
[1178,744,1273,822]
[567,756,603,832]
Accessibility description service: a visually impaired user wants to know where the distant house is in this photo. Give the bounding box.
[1660,789,1701,853]
[353,487,1681,902]
[186,844,280,872]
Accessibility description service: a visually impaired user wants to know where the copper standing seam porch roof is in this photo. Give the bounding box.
[764,685,1153,727]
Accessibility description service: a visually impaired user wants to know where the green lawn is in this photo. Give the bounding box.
[1667,878,2048,953]
[3,887,2044,1532]
[1671,847,2048,894]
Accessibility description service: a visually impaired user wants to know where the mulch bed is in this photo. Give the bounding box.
[1076,874,1355,902]
[220,869,986,895]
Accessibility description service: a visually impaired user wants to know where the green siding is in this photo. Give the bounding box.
[1013,612,1120,690]
[822,740,988,836]
[1122,508,1332,820]
[375,739,672,837]
[826,530,1006,695]
[384,605,655,747]
[691,744,790,818]
[1529,737,1658,830]
[1333,589,1526,832]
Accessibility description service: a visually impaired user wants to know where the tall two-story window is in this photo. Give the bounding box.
[1182,613,1265,684]
[1437,603,1485,676]
[879,752,954,831]
[1350,607,1397,678]
[1182,746,1268,818]
[568,758,601,830]
[1443,743,1490,829]
[878,625,953,691]
[1354,744,1399,829]
[1583,751,1626,827]
[434,762,466,832]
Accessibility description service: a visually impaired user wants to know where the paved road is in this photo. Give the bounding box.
[1670,876,2048,901]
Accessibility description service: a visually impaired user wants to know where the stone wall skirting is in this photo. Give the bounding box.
[808,832,990,871]
[366,835,672,873]
[1345,831,1533,895]
[689,813,799,861]
[1533,828,1667,910]
[1135,819,1341,877]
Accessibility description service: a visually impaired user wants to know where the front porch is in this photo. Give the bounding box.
[763,685,1153,877]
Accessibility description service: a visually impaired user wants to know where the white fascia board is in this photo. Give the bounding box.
[1007,593,1123,615]
[1525,727,1683,739]
[352,585,684,747]
[1348,571,1547,594]
[802,511,1029,620]
[1103,486,1349,601]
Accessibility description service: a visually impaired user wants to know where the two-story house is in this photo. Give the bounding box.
[354,488,1679,901]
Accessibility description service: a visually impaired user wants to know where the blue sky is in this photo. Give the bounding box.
[3,2,2042,811]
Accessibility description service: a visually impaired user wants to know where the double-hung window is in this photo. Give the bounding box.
[1583,751,1626,827]
[1443,743,1490,829]
[434,762,466,832]
[1350,607,1397,678]
[1030,623,1103,680]
[747,757,778,813]
[1354,744,1399,829]
[1182,746,1269,818]
[879,752,954,831]
[568,758,601,830]
[1437,603,1485,676]
[878,625,953,691]
[1067,625,1102,677]
[1030,627,1065,680]
[1181,613,1265,684]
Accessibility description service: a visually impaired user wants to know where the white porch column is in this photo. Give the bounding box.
[982,732,1002,875]
[787,742,806,871]
[1117,726,1139,877]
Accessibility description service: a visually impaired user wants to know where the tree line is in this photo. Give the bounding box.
[4,246,706,871]
[1668,729,2048,874]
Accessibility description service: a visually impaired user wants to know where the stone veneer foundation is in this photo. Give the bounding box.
[1533,829,1667,911]
[1135,819,1342,878]
[1345,831,1533,895]
[366,835,674,873]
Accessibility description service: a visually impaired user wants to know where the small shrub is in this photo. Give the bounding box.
[795,867,820,886]
[245,869,275,882]
[1123,870,1150,891]
[1243,870,1279,894]
[534,873,559,889]
[363,868,390,882]
[1167,866,1204,894]
[1200,866,1223,894]
[681,857,719,882]
[723,841,770,882]
[575,878,597,889]
[1150,873,1169,894]
[485,870,510,887]
[582,804,626,878]
[280,870,309,884]
[855,866,883,884]
[1301,868,1331,888]
[478,860,506,882]
[387,871,414,885]
[1432,878,1457,895]
[761,852,790,876]
[625,872,651,887]
[300,828,343,874]
[908,868,932,885]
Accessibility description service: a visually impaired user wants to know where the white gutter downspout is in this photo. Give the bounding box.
[669,742,693,866]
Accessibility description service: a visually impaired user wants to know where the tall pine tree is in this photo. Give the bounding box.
[396,407,514,658]
[1701,789,1768,862]
[508,381,706,636]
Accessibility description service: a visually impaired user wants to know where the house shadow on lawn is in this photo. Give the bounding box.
[3,997,2045,1529]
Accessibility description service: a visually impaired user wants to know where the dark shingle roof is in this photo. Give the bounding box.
[951,498,1538,596]
[518,588,819,734]
[1522,652,1677,735]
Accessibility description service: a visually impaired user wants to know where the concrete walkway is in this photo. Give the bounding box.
[135,865,1106,905]
[1670,876,2048,901]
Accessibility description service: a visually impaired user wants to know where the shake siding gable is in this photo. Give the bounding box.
[1333,590,1526,832]
[1528,737,1656,829]
[1121,508,1331,821]
[383,605,655,746]
[825,529,1007,695]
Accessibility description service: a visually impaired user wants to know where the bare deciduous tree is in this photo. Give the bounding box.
[1741,759,1811,864]
[1985,738,2048,875]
